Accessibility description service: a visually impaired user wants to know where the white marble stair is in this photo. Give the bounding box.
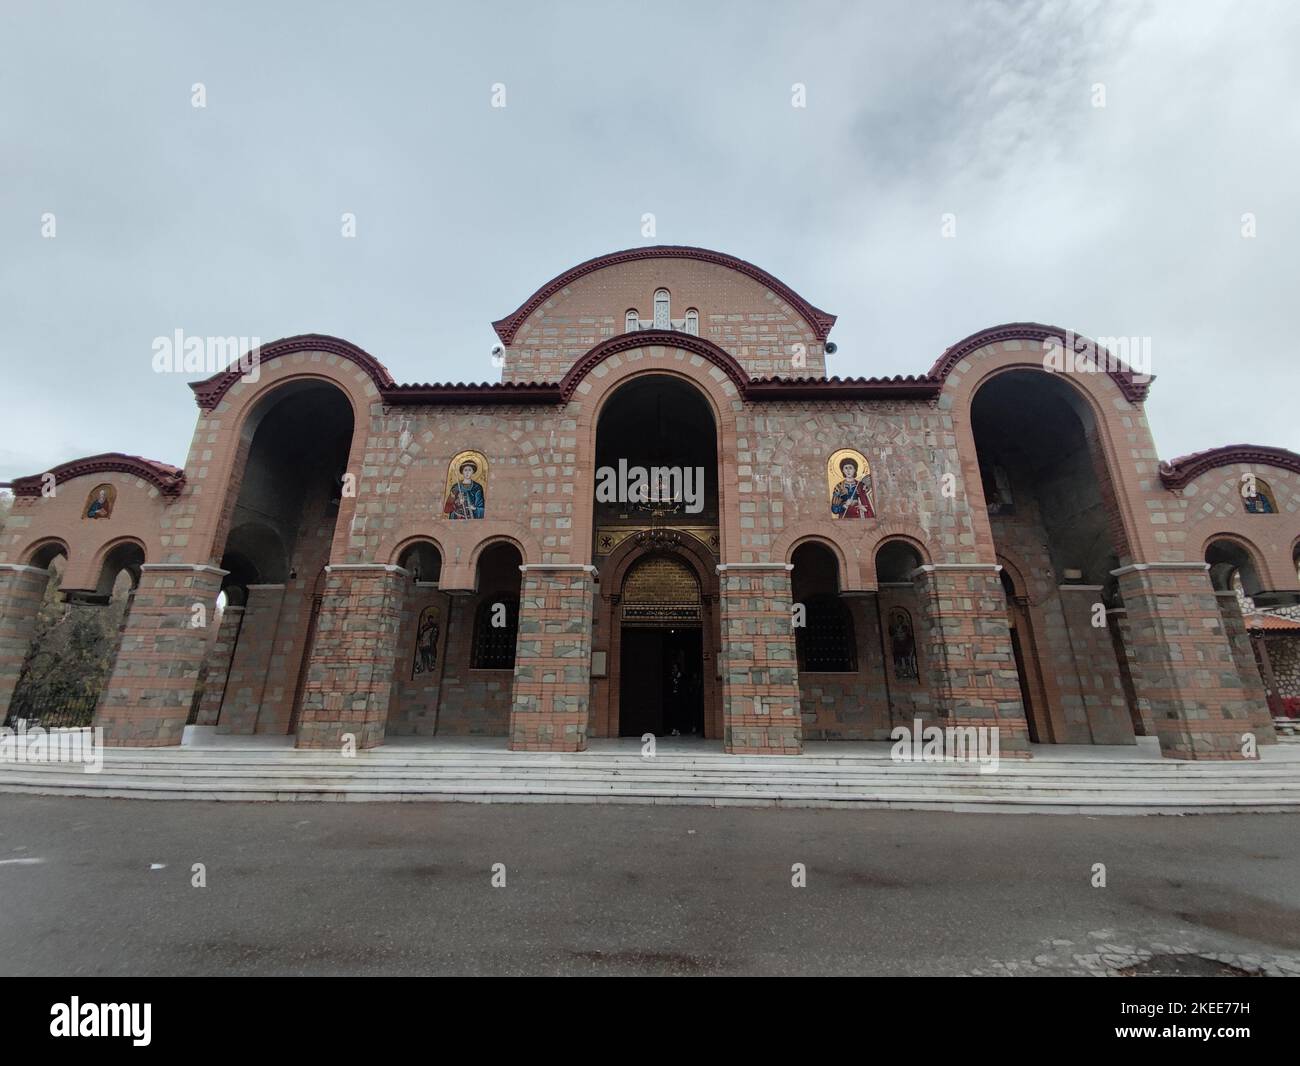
[2,742,1299,814]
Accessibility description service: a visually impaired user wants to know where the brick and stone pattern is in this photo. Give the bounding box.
[913,565,1031,755]
[95,564,226,746]
[509,566,594,751]
[216,585,285,734]
[1057,586,1137,745]
[296,565,405,750]
[1116,564,1275,759]
[0,565,51,723]
[717,565,801,754]
[193,603,243,727]
[433,594,513,735]
[1215,591,1277,743]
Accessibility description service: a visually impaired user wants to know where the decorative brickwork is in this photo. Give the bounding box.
[509,565,595,751]
[95,564,226,745]
[3,249,1295,763]
[295,565,406,750]
[0,565,51,723]
[717,564,801,754]
[1215,591,1276,742]
[913,565,1031,755]
[1115,564,1276,759]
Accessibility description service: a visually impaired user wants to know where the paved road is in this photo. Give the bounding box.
[0,796,1297,976]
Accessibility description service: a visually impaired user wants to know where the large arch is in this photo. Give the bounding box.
[965,366,1138,747]
[203,375,357,737]
[573,350,738,563]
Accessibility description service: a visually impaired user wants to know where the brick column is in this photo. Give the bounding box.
[0,564,51,723]
[1215,590,1277,746]
[193,604,244,727]
[913,564,1031,755]
[509,564,595,752]
[1058,585,1137,745]
[717,563,801,755]
[295,564,405,751]
[1114,563,1271,759]
[217,584,285,734]
[95,564,227,746]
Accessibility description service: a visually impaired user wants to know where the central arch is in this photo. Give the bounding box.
[588,372,724,739]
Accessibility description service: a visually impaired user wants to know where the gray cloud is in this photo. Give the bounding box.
[2,0,1297,481]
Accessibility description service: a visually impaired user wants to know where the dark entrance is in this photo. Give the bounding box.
[618,627,703,737]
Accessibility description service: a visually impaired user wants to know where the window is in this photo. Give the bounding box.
[472,596,519,669]
[796,595,857,672]
[625,309,639,333]
[653,289,670,329]
[684,308,699,335]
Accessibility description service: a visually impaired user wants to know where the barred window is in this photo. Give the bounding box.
[625,309,639,333]
[796,595,857,672]
[472,596,519,669]
[684,308,699,335]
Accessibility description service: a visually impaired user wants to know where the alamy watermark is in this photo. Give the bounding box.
[1041,331,1152,382]
[151,329,261,381]
[890,717,1000,774]
[0,721,104,773]
[594,460,705,514]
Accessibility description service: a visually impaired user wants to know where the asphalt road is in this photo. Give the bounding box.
[1,796,1297,976]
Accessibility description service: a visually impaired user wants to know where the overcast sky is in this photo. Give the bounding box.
[2,0,1297,483]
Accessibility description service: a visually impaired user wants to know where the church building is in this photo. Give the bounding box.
[2,246,1297,760]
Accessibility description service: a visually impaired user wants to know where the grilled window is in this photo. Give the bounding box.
[472,596,519,669]
[796,595,857,673]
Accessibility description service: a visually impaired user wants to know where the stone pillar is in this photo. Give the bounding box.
[0,564,51,723]
[95,564,227,746]
[716,563,801,755]
[217,584,286,734]
[913,564,1031,756]
[296,564,405,751]
[509,564,595,752]
[1113,563,1273,759]
[1058,585,1136,745]
[1215,590,1277,745]
[193,604,244,727]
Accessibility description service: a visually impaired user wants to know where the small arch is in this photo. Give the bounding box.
[393,537,444,583]
[1205,535,1268,598]
[91,538,147,599]
[786,535,850,588]
[467,535,531,580]
[625,309,640,333]
[684,308,699,336]
[22,538,69,570]
[875,538,926,585]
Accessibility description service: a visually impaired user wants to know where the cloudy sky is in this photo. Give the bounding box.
[2,0,1297,483]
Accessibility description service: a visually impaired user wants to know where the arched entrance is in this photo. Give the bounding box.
[971,369,1135,746]
[589,373,722,739]
[617,550,706,737]
[209,380,355,736]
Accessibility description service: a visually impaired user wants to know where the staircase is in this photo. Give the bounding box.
[2,740,1299,814]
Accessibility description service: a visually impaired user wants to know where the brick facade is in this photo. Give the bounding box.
[2,246,1296,761]
[94,564,226,746]
[509,565,595,751]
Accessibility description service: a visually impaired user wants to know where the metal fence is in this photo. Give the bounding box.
[3,691,100,730]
